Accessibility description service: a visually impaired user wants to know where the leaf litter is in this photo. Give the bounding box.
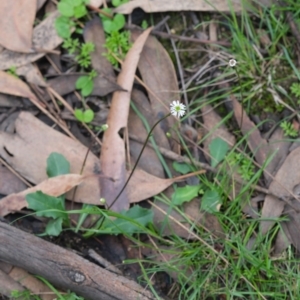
[0,1,299,298]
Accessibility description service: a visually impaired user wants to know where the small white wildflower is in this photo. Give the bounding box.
[170,100,186,118]
[228,59,237,67]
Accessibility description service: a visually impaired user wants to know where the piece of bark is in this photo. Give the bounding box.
[0,222,157,300]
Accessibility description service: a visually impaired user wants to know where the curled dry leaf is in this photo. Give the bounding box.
[0,112,195,215]
[99,27,152,212]
[0,0,36,53]
[0,11,62,70]
[114,0,242,14]
[0,174,85,217]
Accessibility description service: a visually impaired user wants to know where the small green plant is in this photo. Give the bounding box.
[55,0,89,38]
[74,108,94,123]
[104,31,131,67]
[227,152,255,181]
[11,277,85,300]
[280,120,298,137]
[290,82,300,98]
[11,290,41,300]
[75,69,97,97]
[26,153,71,236]
[99,4,132,67]
[7,66,18,77]
[55,0,96,124]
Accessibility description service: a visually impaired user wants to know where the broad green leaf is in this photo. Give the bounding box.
[26,191,66,219]
[55,16,71,38]
[74,4,87,18]
[81,80,94,96]
[72,0,83,6]
[46,218,63,236]
[83,109,94,123]
[75,75,89,89]
[74,109,94,123]
[173,162,192,174]
[112,14,125,31]
[76,76,93,96]
[47,152,70,178]
[201,190,222,213]
[58,2,74,17]
[172,185,201,205]
[101,206,153,235]
[102,19,113,33]
[209,137,229,167]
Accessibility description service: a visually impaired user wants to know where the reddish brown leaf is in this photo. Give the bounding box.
[99,27,152,212]
[0,0,36,53]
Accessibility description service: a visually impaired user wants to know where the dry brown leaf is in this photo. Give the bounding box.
[84,17,123,96]
[151,198,224,239]
[89,0,104,7]
[9,267,54,300]
[0,0,36,53]
[283,204,300,252]
[37,0,48,11]
[0,94,23,108]
[0,112,189,212]
[0,165,27,195]
[44,74,81,101]
[0,112,101,205]
[201,103,236,162]
[273,223,291,255]
[261,147,300,234]
[141,244,194,281]
[0,10,62,70]
[0,174,85,217]
[99,27,152,212]
[114,0,242,14]
[263,128,291,186]
[129,89,165,178]
[16,63,47,87]
[127,169,198,203]
[131,31,180,153]
[0,269,25,299]
[0,71,39,101]
[231,94,268,166]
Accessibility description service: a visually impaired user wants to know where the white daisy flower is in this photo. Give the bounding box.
[170,100,186,118]
[228,59,237,67]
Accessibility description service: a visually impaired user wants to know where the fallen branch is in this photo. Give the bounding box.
[0,221,156,300]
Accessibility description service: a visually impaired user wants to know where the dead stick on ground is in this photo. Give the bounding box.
[0,222,157,300]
